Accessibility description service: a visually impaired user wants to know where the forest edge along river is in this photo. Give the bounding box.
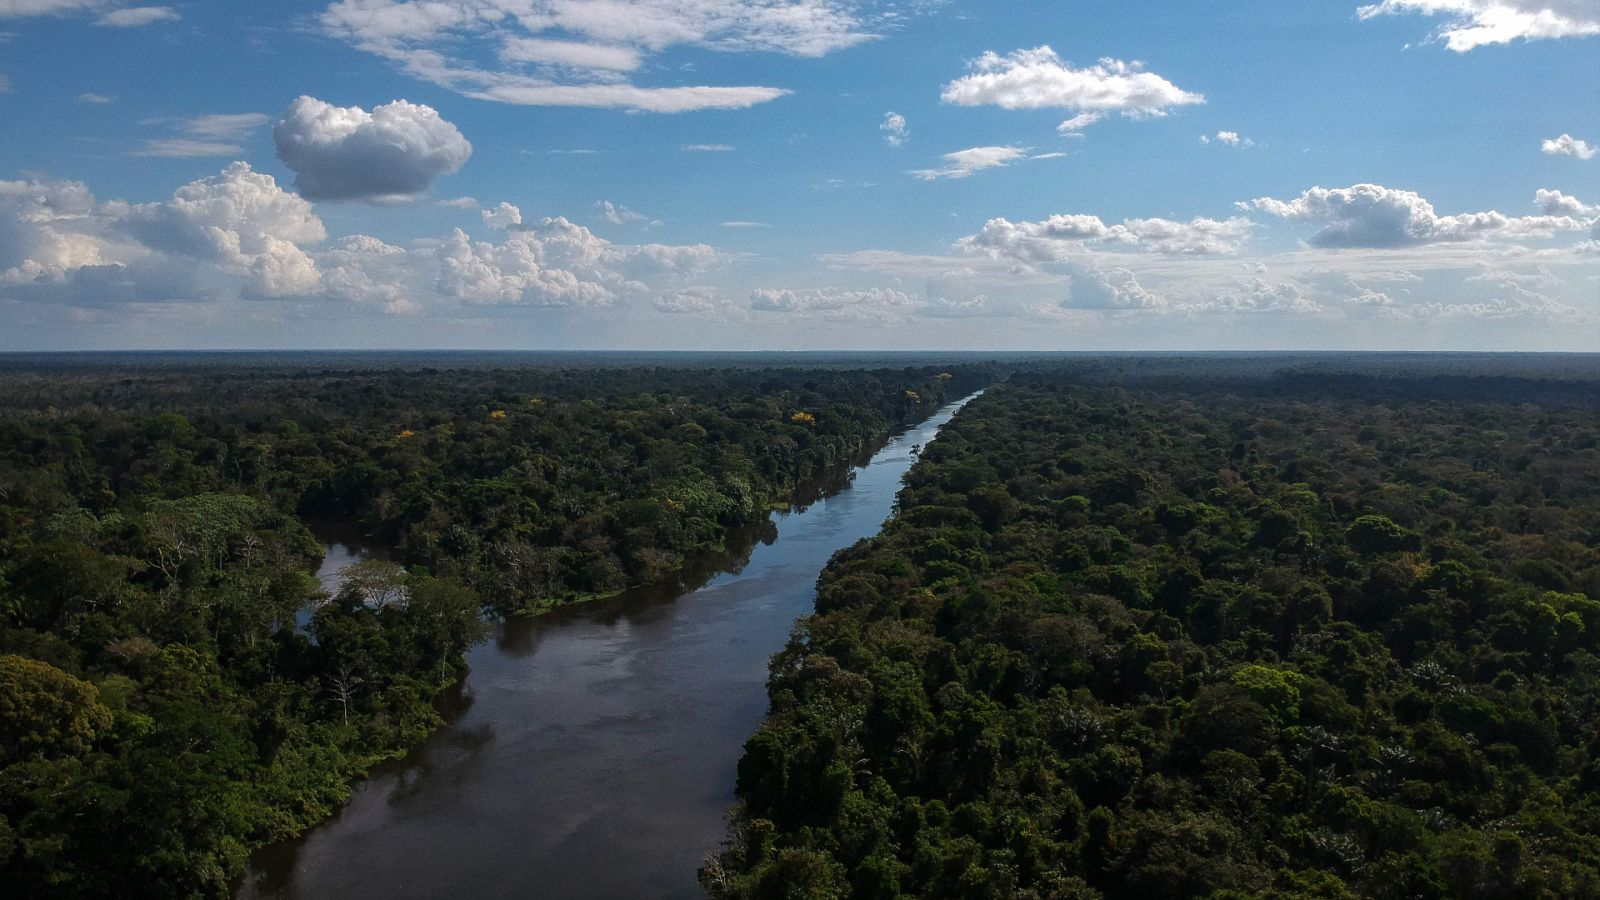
[237,391,982,899]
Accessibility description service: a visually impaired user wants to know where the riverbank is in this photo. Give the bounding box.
[236,392,980,899]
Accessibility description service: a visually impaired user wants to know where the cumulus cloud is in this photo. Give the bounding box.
[95,5,177,27]
[1200,130,1253,147]
[1534,188,1598,217]
[0,165,725,315]
[940,46,1203,133]
[315,0,927,113]
[125,162,327,296]
[1356,1,1600,51]
[909,146,1027,180]
[750,286,919,319]
[0,175,125,281]
[1,163,324,301]
[437,217,720,307]
[482,201,522,230]
[273,95,472,203]
[596,200,657,225]
[1063,263,1162,309]
[1202,277,1320,313]
[1243,183,1589,247]
[1542,133,1596,159]
[880,111,908,147]
[655,286,722,314]
[958,212,1254,260]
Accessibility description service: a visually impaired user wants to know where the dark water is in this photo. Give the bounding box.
[237,393,978,900]
[293,522,389,632]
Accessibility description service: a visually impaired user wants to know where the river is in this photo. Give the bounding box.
[237,392,978,899]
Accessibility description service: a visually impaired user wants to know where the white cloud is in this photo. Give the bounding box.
[95,5,178,27]
[482,201,523,230]
[315,0,920,113]
[0,1,100,17]
[463,82,787,113]
[940,46,1203,132]
[134,139,249,158]
[1391,292,1577,319]
[181,113,272,140]
[1064,262,1162,309]
[77,92,113,103]
[125,162,327,297]
[0,164,325,303]
[1200,130,1253,147]
[596,200,656,225]
[436,217,721,307]
[0,166,726,315]
[720,220,771,228]
[134,112,271,157]
[880,111,907,147]
[681,143,735,152]
[0,175,121,281]
[499,37,643,71]
[1056,112,1104,135]
[1197,277,1320,313]
[1244,183,1589,248]
[909,145,1027,180]
[655,286,722,314]
[438,196,479,208]
[1534,187,1598,217]
[435,227,614,307]
[750,286,919,319]
[958,212,1254,259]
[1357,1,1600,51]
[273,95,472,202]
[1542,133,1596,159]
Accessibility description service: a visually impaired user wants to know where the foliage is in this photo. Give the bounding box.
[0,361,988,897]
[708,370,1600,899]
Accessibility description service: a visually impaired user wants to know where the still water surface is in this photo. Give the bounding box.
[238,393,978,899]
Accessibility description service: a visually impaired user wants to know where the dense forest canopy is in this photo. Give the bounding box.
[0,361,987,897]
[707,366,1600,899]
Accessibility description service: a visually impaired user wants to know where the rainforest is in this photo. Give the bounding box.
[0,353,1596,899]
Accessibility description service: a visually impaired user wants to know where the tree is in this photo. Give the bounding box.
[0,655,111,765]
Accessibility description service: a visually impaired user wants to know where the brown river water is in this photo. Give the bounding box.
[237,393,978,899]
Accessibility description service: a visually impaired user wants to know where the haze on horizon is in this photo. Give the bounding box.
[0,0,1596,352]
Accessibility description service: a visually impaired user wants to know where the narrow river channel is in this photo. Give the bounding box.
[237,392,979,899]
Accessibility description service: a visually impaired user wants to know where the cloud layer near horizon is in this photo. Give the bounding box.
[0,163,722,314]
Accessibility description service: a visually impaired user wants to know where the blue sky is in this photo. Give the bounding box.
[0,0,1596,350]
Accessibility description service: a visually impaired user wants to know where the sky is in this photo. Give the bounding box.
[0,0,1596,351]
